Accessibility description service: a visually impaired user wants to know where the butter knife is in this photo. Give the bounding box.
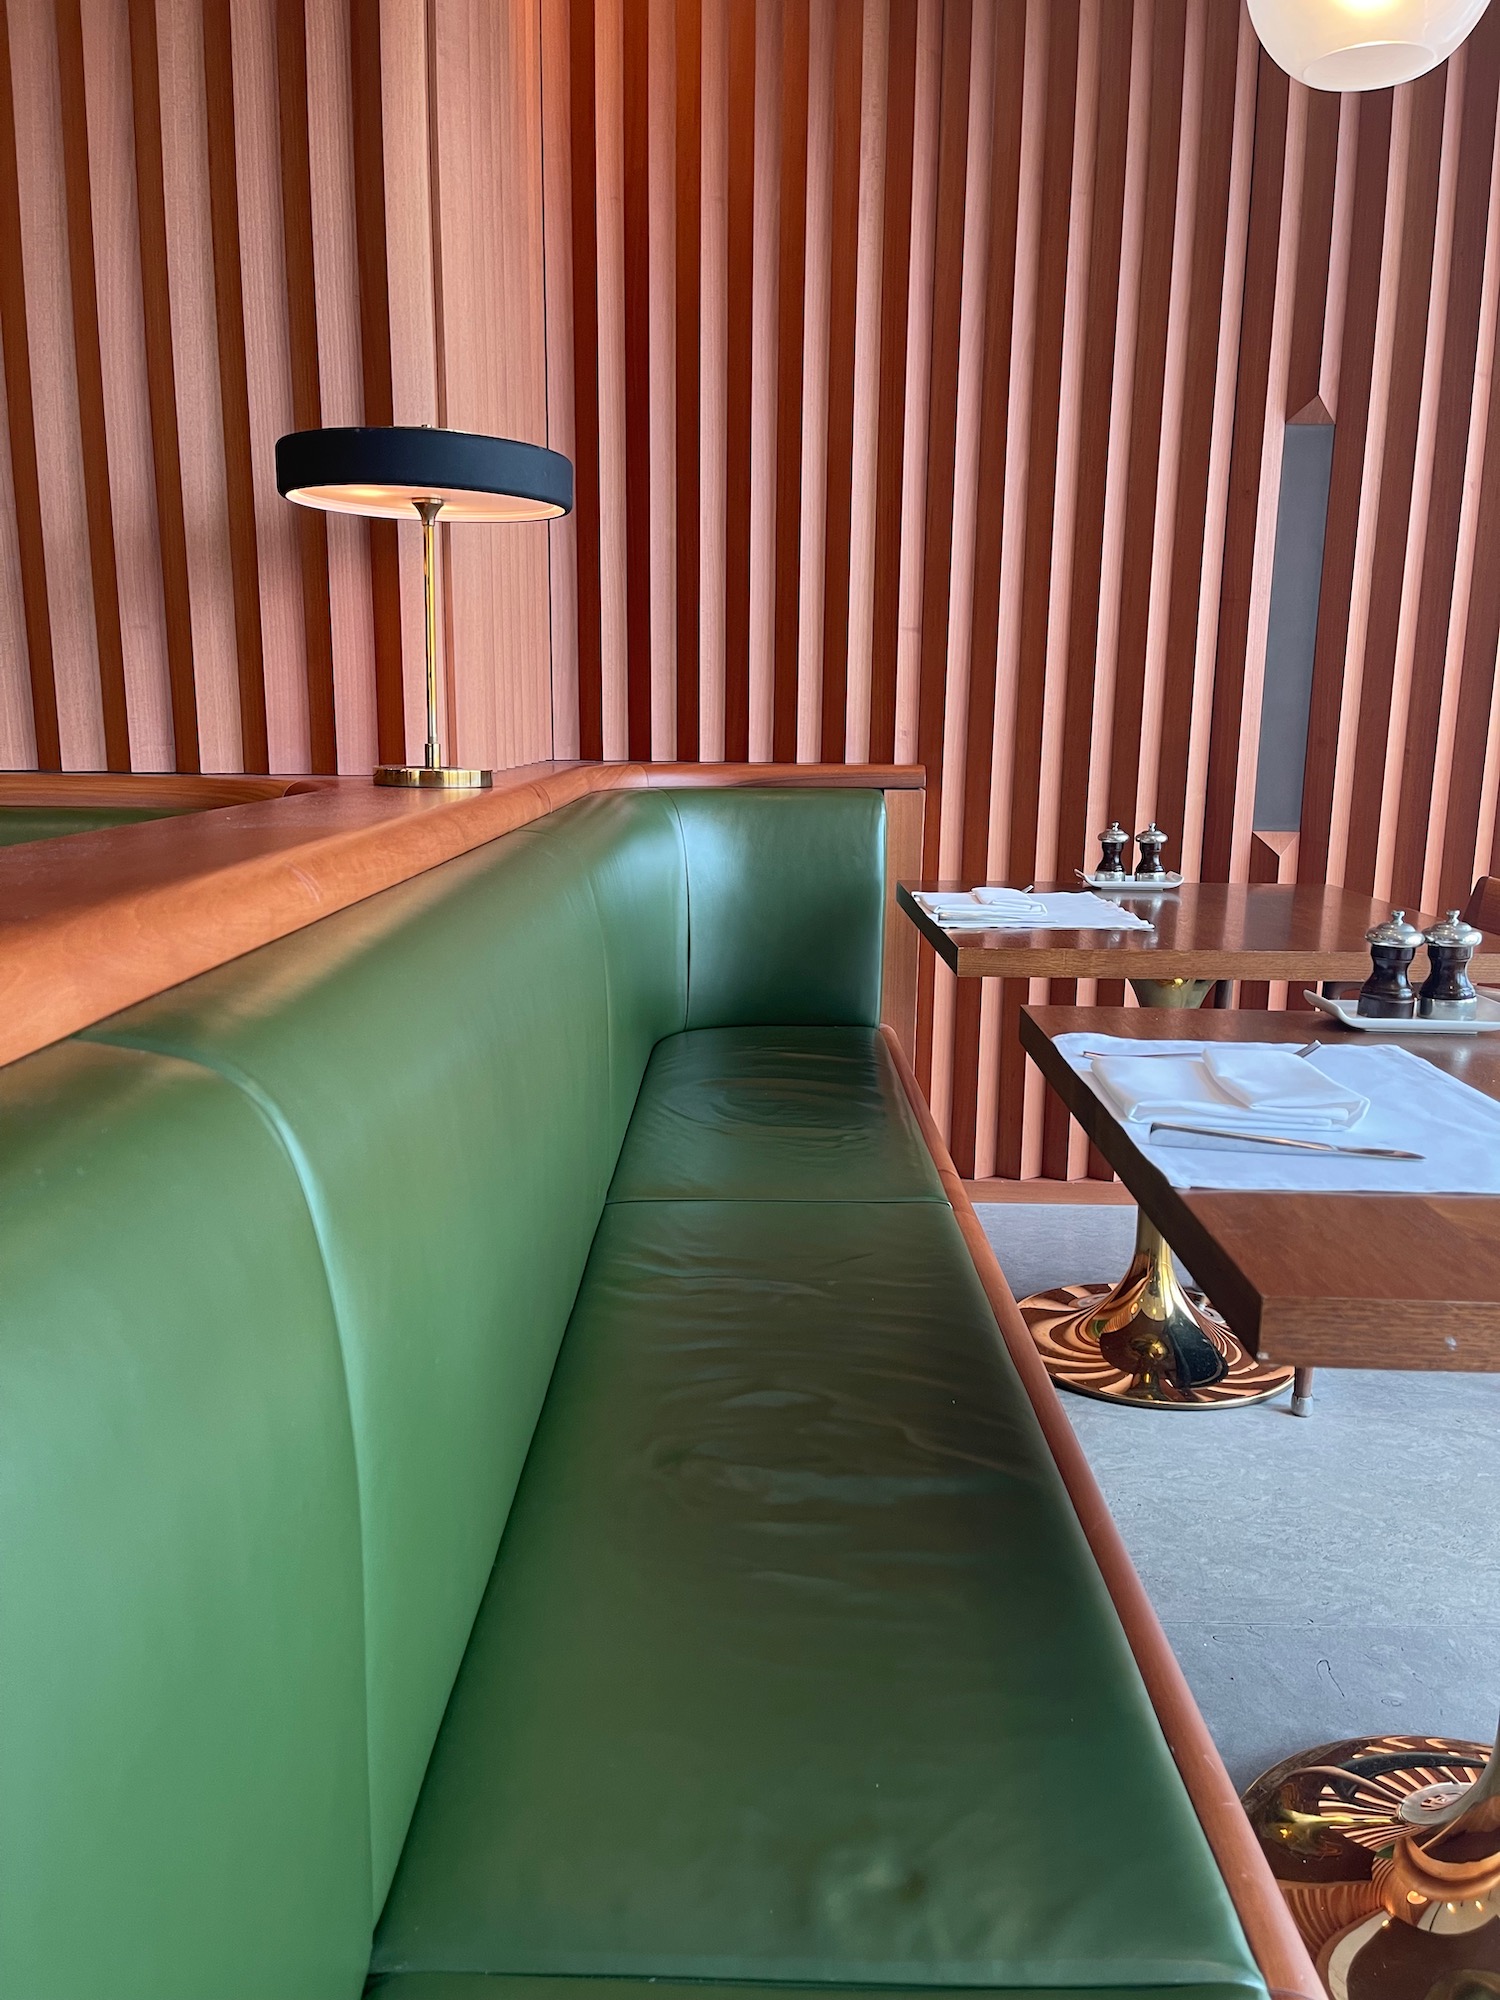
[1082,1041,1322,1060]
[1148,1120,1422,1160]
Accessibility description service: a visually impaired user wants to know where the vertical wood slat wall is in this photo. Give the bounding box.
[0,0,559,782]
[560,0,1500,1177]
[5,2,1500,1178]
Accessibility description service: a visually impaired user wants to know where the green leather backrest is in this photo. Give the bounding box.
[88,827,638,1904]
[526,789,689,1155]
[0,804,188,846]
[0,1040,370,2000]
[79,784,885,1933]
[666,788,886,1028]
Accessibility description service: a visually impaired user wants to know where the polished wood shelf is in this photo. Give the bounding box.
[0,772,330,809]
[0,762,921,1074]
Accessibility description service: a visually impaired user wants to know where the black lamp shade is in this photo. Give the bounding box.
[275,425,573,524]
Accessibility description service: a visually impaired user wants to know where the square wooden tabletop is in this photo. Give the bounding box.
[900,879,1500,981]
[1022,1004,1500,1374]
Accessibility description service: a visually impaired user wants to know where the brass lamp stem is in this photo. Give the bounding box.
[370,491,489,787]
[417,497,443,771]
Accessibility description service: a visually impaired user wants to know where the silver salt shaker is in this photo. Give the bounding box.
[1418,910,1483,1019]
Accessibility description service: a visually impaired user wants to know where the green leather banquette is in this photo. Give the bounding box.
[0,787,1275,2000]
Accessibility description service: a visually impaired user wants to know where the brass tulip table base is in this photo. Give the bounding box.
[1024,964,1304,1408]
[1018,1209,1296,1409]
[1242,1731,1500,2000]
[1018,971,1295,1410]
[1128,976,1217,1011]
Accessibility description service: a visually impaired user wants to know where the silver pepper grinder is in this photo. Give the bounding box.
[1133,823,1169,880]
[1418,910,1483,1019]
[1095,822,1131,879]
[1358,910,1424,1018]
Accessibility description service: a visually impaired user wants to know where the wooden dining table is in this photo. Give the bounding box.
[896,878,1500,1406]
[898,877,1500,1002]
[1020,1001,1500,2000]
[1021,1003,1500,1378]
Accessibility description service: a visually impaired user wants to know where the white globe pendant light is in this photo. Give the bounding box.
[1248,0,1491,90]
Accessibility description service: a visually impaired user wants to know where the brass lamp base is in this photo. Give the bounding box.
[374,764,493,789]
[1019,1209,1295,1408]
[1242,1731,1500,2000]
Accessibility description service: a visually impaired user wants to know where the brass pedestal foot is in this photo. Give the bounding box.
[1242,1729,1500,2000]
[1128,976,1216,1010]
[1018,1209,1295,1408]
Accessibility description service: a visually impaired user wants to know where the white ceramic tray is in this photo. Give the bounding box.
[1076,869,1184,891]
[1304,989,1500,1035]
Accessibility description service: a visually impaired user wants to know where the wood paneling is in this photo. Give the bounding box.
[7,0,1500,1173]
[560,0,1500,1176]
[0,0,559,781]
[880,780,922,1056]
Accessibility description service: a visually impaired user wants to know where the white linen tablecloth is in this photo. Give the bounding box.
[1056,1033,1500,1192]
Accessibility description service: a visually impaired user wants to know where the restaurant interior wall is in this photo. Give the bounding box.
[0,0,560,788]
[3,0,1500,1178]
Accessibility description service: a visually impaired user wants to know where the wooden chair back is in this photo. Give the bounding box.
[1464,877,1500,934]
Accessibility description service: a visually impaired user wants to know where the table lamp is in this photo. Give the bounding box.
[276,425,573,787]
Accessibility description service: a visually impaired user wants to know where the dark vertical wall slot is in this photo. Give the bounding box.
[1253,422,1335,831]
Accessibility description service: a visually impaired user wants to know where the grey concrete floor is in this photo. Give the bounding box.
[976,1201,1500,1792]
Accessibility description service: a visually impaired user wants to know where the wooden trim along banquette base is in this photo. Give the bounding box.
[881,1025,1324,2000]
[0,763,924,1073]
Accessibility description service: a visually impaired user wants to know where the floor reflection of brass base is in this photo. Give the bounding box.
[1019,1210,1295,1408]
[1242,1732,1500,2000]
[374,764,494,788]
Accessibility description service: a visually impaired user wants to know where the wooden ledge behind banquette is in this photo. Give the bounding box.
[0,764,925,1073]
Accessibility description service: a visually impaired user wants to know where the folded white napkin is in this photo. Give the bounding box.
[912,894,1007,927]
[914,888,1046,928]
[1090,1050,1369,1133]
[1201,1049,1369,1125]
[971,886,1047,912]
[1019,892,1154,932]
[913,889,1154,932]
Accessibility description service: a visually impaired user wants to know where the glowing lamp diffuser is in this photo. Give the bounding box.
[1247,0,1490,89]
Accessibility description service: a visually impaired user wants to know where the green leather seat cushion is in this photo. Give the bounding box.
[608,1026,945,1203]
[374,1198,1260,1993]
